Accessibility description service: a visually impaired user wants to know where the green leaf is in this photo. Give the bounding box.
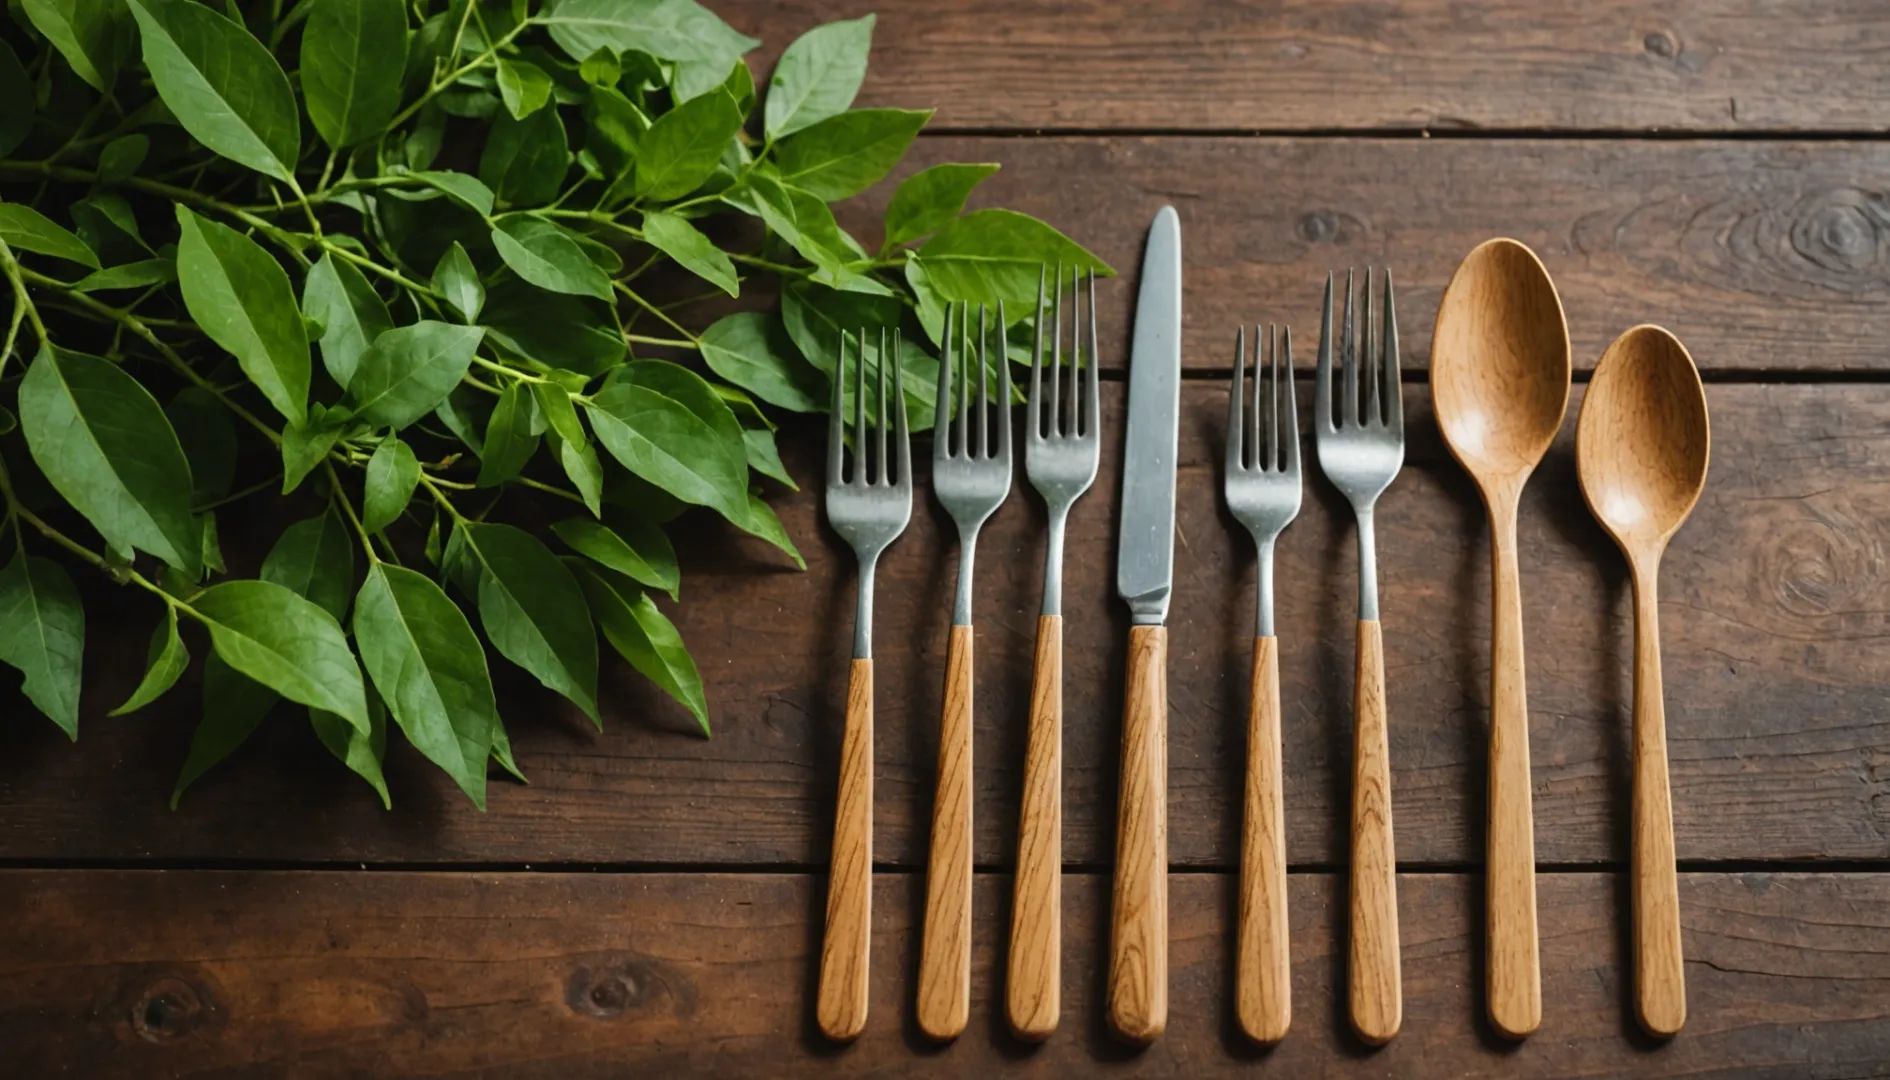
[354,563,497,809]
[480,282,624,375]
[699,311,823,412]
[190,579,369,733]
[555,433,603,516]
[634,88,742,201]
[19,346,200,574]
[640,210,736,297]
[69,194,150,264]
[362,436,420,533]
[0,204,100,269]
[476,382,539,487]
[109,605,188,717]
[0,553,83,737]
[489,715,527,782]
[72,258,174,292]
[408,170,497,217]
[585,84,646,180]
[348,321,485,430]
[22,0,131,93]
[496,56,553,119]
[552,514,678,599]
[763,14,873,140]
[585,362,748,520]
[573,563,706,734]
[735,492,802,568]
[490,217,612,301]
[774,108,929,201]
[125,0,299,180]
[301,0,409,149]
[281,412,342,494]
[311,696,390,808]
[164,388,235,508]
[478,104,570,207]
[780,280,938,431]
[171,655,275,808]
[200,512,225,575]
[741,171,858,280]
[885,162,999,247]
[431,241,485,323]
[579,47,619,86]
[302,252,393,388]
[175,207,309,425]
[540,0,757,66]
[530,381,586,447]
[456,522,599,724]
[0,41,32,159]
[743,428,793,489]
[96,133,149,182]
[260,510,356,622]
[915,209,1112,306]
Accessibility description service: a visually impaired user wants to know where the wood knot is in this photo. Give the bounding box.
[1790,191,1890,275]
[1295,210,1340,245]
[132,977,207,1044]
[565,954,694,1020]
[1642,30,1677,58]
[1766,508,1882,620]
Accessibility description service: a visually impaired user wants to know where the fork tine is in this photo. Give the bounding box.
[1282,324,1300,475]
[1364,266,1381,428]
[1084,267,1099,439]
[976,303,990,458]
[956,304,970,457]
[935,305,954,452]
[997,299,1012,462]
[1266,323,1281,472]
[893,330,911,490]
[1227,326,1246,474]
[1314,273,1335,435]
[1341,268,1359,429]
[1051,262,1064,437]
[1029,266,1045,442]
[852,327,868,483]
[876,326,890,485]
[828,328,847,486]
[1383,269,1402,437]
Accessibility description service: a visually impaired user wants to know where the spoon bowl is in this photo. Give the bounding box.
[1577,325,1711,555]
[1433,238,1571,490]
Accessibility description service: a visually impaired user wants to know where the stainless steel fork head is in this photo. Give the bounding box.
[933,301,1014,625]
[1314,268,1404,618]
[1224,323,1302,635]
[1026,265,1101,615]
[826,326,912,657]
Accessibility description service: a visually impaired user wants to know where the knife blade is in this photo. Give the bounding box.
[1107,205,1181,1046]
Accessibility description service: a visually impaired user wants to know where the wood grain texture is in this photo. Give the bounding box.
[5,869,1887,1077]
[724,0,1890,133]
[816,659,875,1041]
[1485,502,1542,1039]
[6,384,1890,870]
[918,626,974,1041]
[1108,625,1168,1044]
[1235,636,1290,1043]
[1006,614,1062,1041]
[1631,572,1687,1038]
[1348,620,1400,1045]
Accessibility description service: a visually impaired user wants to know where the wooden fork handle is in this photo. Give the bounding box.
[1007,614,1062,1041]
[1488,515,1541,1039]
[917,625,974,1041]
[1632,575,1686,1037]
[1349,619,1402,1046]
[1236,636,1291,1043]
[817,658,873,1042]
[1108,624,1168,1044]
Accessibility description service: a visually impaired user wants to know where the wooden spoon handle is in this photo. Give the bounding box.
[1108,624,1168,1044]
[1236,636,1291,1043]
[1007,614,1062,1041]
[1632,576,1686,1037]
[1349,619,1402,1045]
[1487,518,1541,1038]
[917,625,974,1041]
[817,658,874,1042]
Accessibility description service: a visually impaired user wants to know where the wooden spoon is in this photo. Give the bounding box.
[1431,238,1569,1040]
[1577,324,1708,1039]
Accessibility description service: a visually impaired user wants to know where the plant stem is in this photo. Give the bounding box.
[614,282,698,343]
[0,240,50,349]
[325,462,379,563]
[385,18,532,133]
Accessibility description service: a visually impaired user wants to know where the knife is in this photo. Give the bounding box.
[1108,205,1182,1045]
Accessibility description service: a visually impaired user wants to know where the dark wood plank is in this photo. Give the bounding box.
[726,1,1890,134]
[2,869,1884,1077]
[842,136,1890,374]
[1,383,1885,869]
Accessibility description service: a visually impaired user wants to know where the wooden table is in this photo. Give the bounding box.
[5,3,1890,1075]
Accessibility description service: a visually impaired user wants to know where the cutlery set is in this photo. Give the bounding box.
[817,209,1709,1049]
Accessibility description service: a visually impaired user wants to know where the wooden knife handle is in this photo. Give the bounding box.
[1007,614,1062,1041]
[1632,574,1686,1037]
[817,658,873,1042]
[1108,624,1168,1044]
[1349,619,1401,1046]
[1236,636,1291,1043]
[1487,517,1541,1039]
[917,625,974,1041]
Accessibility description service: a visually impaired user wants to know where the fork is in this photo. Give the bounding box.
[1007,265,1100,1041]
[917,301,1013,1041]
[1224,324,1301,1044]
[1314,269,1405,1046]
[816,326,911,1044]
